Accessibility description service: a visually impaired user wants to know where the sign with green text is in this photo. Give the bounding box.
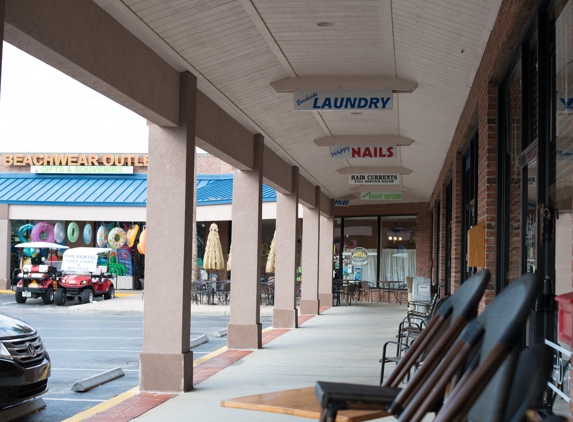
[360,191,403,201]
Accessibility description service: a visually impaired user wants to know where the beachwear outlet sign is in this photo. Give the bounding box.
[294,90,393,111]
[349,174,400,185]
[3,153,148,167]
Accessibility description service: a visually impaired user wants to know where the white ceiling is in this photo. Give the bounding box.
[97,0,502,204]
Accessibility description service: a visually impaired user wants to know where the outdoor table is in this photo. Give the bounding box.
[377,281,401,303]
[221,386,390,421]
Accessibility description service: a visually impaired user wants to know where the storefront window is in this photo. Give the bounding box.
[379,216,416,282]
[340,217,378,284]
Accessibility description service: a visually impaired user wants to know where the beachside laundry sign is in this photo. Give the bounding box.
[349,174,400,185]
[329,145,395,159]
[294,90,393,111]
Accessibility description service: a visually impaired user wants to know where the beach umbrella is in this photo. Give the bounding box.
[266,230,276,273]
[227,244,232,271]
[203,223,225,271]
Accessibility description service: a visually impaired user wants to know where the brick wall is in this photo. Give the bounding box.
[428,0,539,299]
[196,153,233,174]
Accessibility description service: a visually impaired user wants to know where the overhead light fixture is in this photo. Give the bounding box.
[317,22,335,27]
[388,236,402,243]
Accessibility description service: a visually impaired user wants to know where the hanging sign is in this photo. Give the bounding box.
[294,90,392,111]
[334,199,350,207]
[360,191,403,201]
[329,145,395,159]
[349,174,400,185]
[31,166,133,174]
[350,247,369,262]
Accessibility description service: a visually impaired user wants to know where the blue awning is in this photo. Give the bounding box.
[0,173,276,207]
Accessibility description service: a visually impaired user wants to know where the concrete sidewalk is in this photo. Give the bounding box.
[129,303,418,422]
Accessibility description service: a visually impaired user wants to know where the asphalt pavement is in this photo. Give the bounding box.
[0,290,273,421]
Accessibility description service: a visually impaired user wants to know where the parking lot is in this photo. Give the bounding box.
[0,292,271,421]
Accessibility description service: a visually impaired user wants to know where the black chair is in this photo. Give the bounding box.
[216,281,230,305]
[379,296,448,385]
[315,269,491,421]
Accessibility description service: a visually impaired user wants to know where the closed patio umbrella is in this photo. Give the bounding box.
[266,230,276,273]
[203,223,225,272]
[227,244,232,271]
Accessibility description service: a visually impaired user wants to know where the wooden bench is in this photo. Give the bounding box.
[221,386,390,422]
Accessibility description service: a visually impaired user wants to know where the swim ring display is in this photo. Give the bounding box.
[83,223,93,245]
[67,222,79,243]
[23,247,37,257]
[54,222,66,243]
[96,225,108,248]
[18,224,34,243]
[31,222,55,243]
[108,227,126,249]
[137,227,146,255]
[126,224,139,248]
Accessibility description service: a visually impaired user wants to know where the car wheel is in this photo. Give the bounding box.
[42,289,54,305]
[81,289,94,304]
[15,291,27,304]
[104,285,115,300]
[55,288,66,306]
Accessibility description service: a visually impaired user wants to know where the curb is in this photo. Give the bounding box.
[71,367,124,392]
[190,334,209,348]
[213,328,228,337]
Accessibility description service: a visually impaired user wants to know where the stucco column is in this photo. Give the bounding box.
[140,72,196,392]
[318,206,334,306]
[228,134,264,349]
[273,167,299,328]
[300,186,321,315]
[0,205,10,290]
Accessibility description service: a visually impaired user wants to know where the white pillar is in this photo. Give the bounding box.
[228,134,264,349]
[273,167,299,328]
[300,186,321,315]
[0,205,11,290]
[140,71,196,392]
[318,207,334,306]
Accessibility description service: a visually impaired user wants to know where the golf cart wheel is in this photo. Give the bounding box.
[15,291,27,304]
[104,285,115,300]
[42,289,54,305]
[81,289,94,304]
[55,288,66,306]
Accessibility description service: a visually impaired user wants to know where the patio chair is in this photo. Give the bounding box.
[399,273,538,422]
[345,284,358,306]
[216,281,230,305]
[316,272,537,422]
[379,296,448,385]
[360,281,373,302]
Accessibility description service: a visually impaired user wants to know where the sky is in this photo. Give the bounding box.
[0,42,149,153]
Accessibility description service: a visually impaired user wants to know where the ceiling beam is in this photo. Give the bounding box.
[337,166,412,175]
[271,76,417,93]
[350,185,412,192]
[314,135,414,146]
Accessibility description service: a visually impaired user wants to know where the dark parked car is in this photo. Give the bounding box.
[0,313,50,409]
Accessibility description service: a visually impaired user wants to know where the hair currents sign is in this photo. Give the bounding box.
[294,90,393,111]
[349,174,400,185]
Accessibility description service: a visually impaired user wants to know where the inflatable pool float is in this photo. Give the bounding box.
[137,227,146,255]
[83,223,93,245]
[54,222,66,243]
[126,224,139,247]
[18,224,34,243]
[67,222,79,243]
[96,225,108,248]
[32,222,55,243]
[108,227,127,249]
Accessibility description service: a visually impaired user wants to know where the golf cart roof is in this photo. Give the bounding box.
[63,247,112,256]
[15,242,69,250]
